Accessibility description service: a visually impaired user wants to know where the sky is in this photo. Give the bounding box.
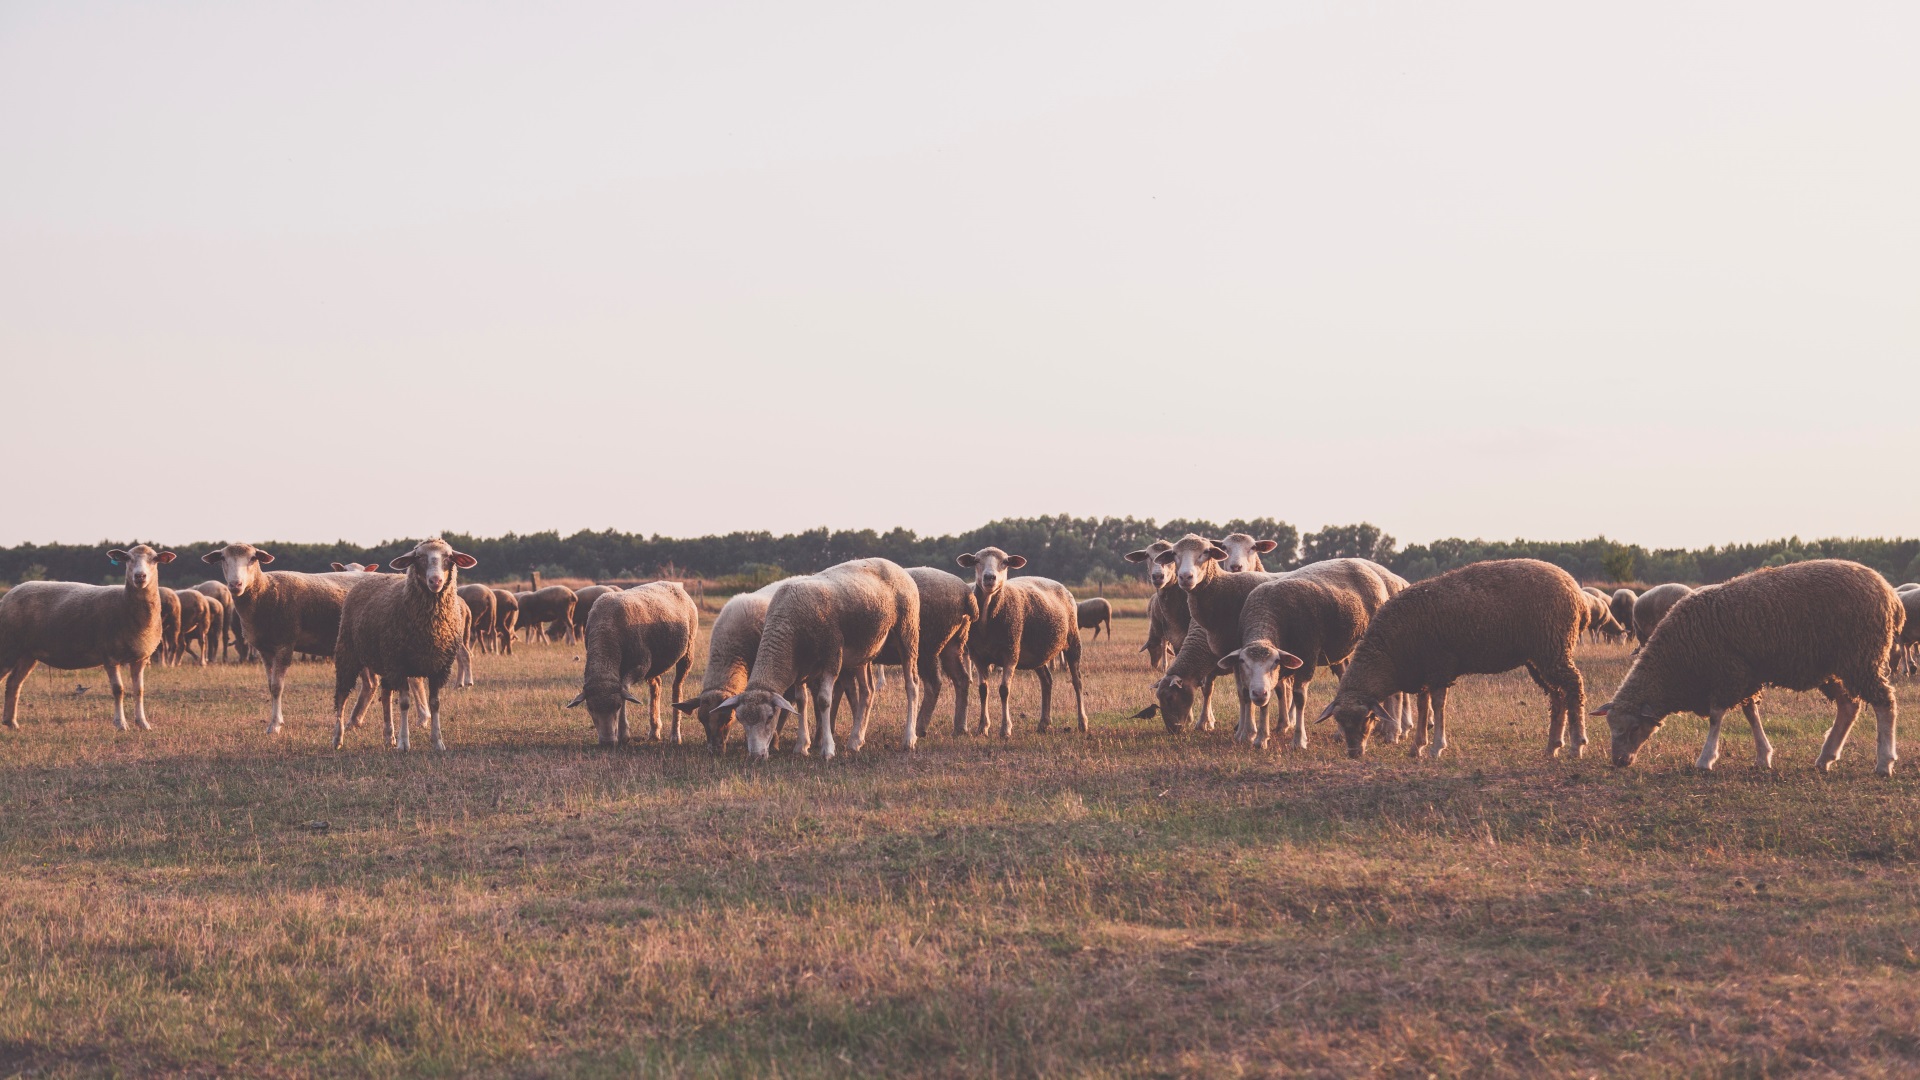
[2,1,1915,549]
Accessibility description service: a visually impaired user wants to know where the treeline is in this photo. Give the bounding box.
[6,518,1919,588]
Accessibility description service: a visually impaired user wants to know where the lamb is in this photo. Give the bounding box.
[673,580,797,751]
[569,585,623,641]
[876,567,976,738]
[1217,532,1281,573]
[202,542,375,734]
[1596,560,1904,775]
[1,544,177,731]
[1125,539,1217,726]
[1075,597,1114,641]
[1130,622,1223,733]
[490,588,520,653]
[957,547,1087,736]
[717,558,921,760]
[172,588,217,666]
[331,538,478,751]
[1215,558,1412,750]
[514,586,577,644]
[1633,583,1694,645]
[566,582,697,746]
[1151,534,1281,742]
[458,584,497,654]
[1319,558,1588,761]
[190,580,238,661]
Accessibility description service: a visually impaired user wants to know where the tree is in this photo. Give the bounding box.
[1301,523,1396,564]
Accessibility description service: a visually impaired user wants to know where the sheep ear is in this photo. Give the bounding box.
[389,554,416,570]
[1153,551,1176,565]
[671,699,702,714]
[1004,555,1027,569]
[1167,675,1187,690]
[1591,702,1613,716]
[956,553,979,568]
[157,551,177,564]
[107,549,128,564]
[622,688,644,705]
[565,692,586,709]
[331,563,346,571]
[1253,540,1279,553]
[1124,549,1151,563]
[450,552,477,569]
[1215,649,1242,672]
[1130,703,1159,719]
[717,694,742,712]
[1276,649,1305,670]
[1370,701,1397,721]
[364,563,380,572]
[1315,701,1338,723]
[254,551,275,565]
[771,694,799,716]
[201,550,224,565]
[1205,545,1229,562]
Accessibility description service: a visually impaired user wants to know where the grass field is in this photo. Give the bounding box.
[3,611,1919,1077]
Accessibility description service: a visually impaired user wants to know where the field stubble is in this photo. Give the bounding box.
[2,612,1919,1077]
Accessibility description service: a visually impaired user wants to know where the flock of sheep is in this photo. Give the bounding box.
[2,533,1916,775]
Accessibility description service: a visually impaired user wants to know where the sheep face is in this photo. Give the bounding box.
[107,545,176,590]
[568,686,641,746]
[957,548,1027,609]
[1124,541,1175,589]
[202,543,275,597]
[1217,642,1304,708]
[1322,695,1401,759]
[719,689,799,759]
[1593,701,1664,767]
[673,690,736,752]
[1218,534,1278,574]
[331,562,380,573]
[1153,673,1197,733]
[389,539,477,595]
[1156,536,1228,592]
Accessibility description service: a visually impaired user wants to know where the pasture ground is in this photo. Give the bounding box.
[3,611,1919,1077]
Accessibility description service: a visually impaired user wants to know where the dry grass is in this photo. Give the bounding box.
[3,614,1919,1077]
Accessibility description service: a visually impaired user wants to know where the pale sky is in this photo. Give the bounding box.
[3,2,1914,548]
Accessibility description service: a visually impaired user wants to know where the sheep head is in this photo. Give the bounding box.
[1317,692,1403,759]
[567,683,644,746]
[1218,534,1279,573]
[957,548,1026,612]
[331,562,381,573]
[1124,540,1175,589]
[718,689,799,760]
[201,543,274,596]
[1156,534,1228,592]
[1216,641,1304,708]
[673,689,740,753]
[389,538,476,595]
[1591,699,1665,768]
[107,545,176,591]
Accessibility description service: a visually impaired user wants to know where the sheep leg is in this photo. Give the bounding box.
[2,659,34,728]
[915,655,940,739]
[394,683,412,752]
[811,675,838,760]
[1816,695,1863,772]
[942,639,972,738]
[973,669,989,736]
[1035,665,1054,734]
[423,679,445,752]
[265,650,292,734]
[1695,708,1728,771]
[1066,651,1089,734]
[669,656,691,745]
[125,658,151,730]
[1423,686,1448,760]
[1233,673,1256,746]
[1407,692,1432,755]
[1292,676,1311,751]
[900,657,921,752]
[104,662,127,731]
[1873,698,1898,777]
[847,665,877,752]
[380,686,395,745]
[647,676,662,740]
[344,670,376,731]
[1742,699,1774,770]
[997,664,1013,738]
[1199,674,1217,732]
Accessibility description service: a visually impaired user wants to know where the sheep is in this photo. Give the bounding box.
[1318,558,1588,761]
[190,580,238,661]
[1151,534,1281,743]
[1609,588,1637,642]
[1897,589,1920,677]
[172,588,217,667]
[673,580,800,752]
[1130,622,1222,733]
[957,547,1086,737]
[566,582,698,746]
[1214,558,1414,751]
[1581,587,1626,644]
[331,538,478,752]
[1126,539,1218,726]
[1076,597,1114,641]
[490,588,520,654]
[569,584,623,642]
[1217,532,1281,573]
[1633,583,1694,645]
[1595,559,1904,775]
[154,586,181,666]
[330,561,380,572]
[717,558,921,760]
[876,567,977,738]
[458,584,497,654]
[514,586,577,644]
[202,542,375,734]
[1,545,177,731]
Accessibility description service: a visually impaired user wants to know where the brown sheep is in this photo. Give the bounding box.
[1319,559,1588,761]
[1,545,177,731]
[515,586,577,644]
[173,588,217,667]
[1130,622,1220,734]
[567,582,698,746]
[1609,588,1637,643]
[190,580,239,661]
[957,547,1086,737]
[331,538,478,752]
[458,584,496,654]
[1595,560,1904,775]
[490,588,519,654]
[1633,583,1693,646]
[1076,597,1114,642]
[203,543,374,733]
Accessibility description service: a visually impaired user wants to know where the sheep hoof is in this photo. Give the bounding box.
[1877,759,1895,777]
[1815,756,1836,773]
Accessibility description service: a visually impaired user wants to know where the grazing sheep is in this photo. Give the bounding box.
[173,588,217,666]
[1609,588,1637,642]
[567,582,698,746]
[958,547,1086,737]
[1130,622,1222,734]
[458,584,496,654]
[1076,597,1114,641]
[1896,590,1920,677]
[672,580,804,752]
[1215,558,1410,750]
[490,588,520,654]
[1217,532,1281,573]
[1,545,177,731]
[718,558,921,760]
[1319,559,1587,761]
[875,567,976,738]
[1151,534,1280,743]
[202,542,374,734]
[1633,583,1694,645]
[154,587,181,665]
[569,585,623,642]
[1596,560,1904,775]
[514,586,577,644]
[1125,539,1217,726]
[190,580,238,661]
[331,538,478,751]
[1581,587,1626,644]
